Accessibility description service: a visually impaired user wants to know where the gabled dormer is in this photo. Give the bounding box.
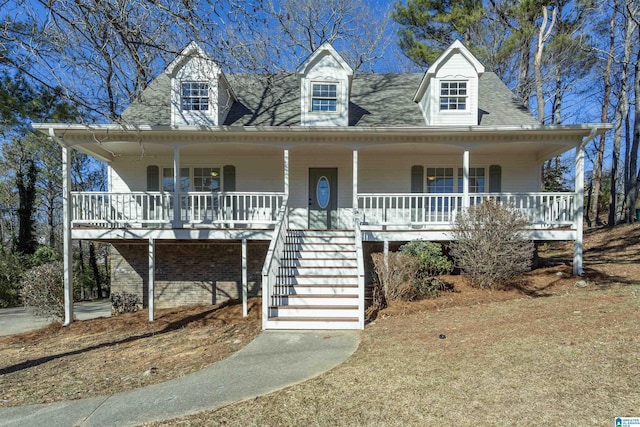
[414,40,484,126]
[166,41,236,127]
[297,43,353,126]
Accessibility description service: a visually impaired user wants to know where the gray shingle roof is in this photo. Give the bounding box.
[120,71,537,127]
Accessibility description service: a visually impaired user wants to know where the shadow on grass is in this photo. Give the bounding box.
[0,300,246,376]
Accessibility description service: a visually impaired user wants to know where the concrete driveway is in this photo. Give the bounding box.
[0,300,111,336]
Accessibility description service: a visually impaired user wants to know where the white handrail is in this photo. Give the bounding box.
[354,210,365,329]
[261,195,289,329]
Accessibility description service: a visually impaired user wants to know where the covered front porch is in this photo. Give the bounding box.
[41,124,605,328]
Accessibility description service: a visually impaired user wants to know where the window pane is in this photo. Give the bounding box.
[193,167,220,191]
[181,82,209,111]
[440,81,467,111]
[163,168,174,192]
[162,167,191,191]
[311,83,338,112]
[427,167,454,193]
[457,167,486,193]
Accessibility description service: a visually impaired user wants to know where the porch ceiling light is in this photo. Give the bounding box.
[210,171,218,177]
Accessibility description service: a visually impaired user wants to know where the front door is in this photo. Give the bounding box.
[308,168,338,230]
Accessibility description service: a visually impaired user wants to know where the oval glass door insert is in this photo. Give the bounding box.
[317,176,330,209]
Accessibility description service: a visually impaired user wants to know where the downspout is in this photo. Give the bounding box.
[573,127,598,276]
[49,128,74,326]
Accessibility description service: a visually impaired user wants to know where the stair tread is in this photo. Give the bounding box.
[273,293,359,298]
[279,284,359,287]
[277,274,358,278]
[270,304,359,309]
[268,316,359,322]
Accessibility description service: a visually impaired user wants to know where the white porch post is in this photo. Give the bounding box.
[284,149,289,196]
[353,150,358,211]
[172,147,181,227]
[573,145,585,276]
[462,149,470,208]
[242,238,248,317]
[61,142,73,326]
[148,238,155,322]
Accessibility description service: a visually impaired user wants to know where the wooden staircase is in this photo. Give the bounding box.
[265,230,361,330]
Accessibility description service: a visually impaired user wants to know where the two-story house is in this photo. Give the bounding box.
[35,40,608,330]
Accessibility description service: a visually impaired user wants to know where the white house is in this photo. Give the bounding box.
[34,40,609,330]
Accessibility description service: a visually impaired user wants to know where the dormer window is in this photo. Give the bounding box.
[311,83,338,112]
[181,82,209,111]
[440,81,467,111]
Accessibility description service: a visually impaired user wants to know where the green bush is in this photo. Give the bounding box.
[32,246,60,266]
[399,241,453,297]
[0,251,27,308]
[20,262,64,319]
[449,200,534,289]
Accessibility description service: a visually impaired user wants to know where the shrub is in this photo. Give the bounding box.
[0,251,27,308]
[449,200,535,289]
[20,262,64,319]
[111,291,142,315]
[368,252,419,318]
[32,246,60,266]
[399,241,453,297]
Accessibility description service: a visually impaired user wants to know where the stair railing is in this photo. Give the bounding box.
[261,195,289,329]
[354,210,366,329]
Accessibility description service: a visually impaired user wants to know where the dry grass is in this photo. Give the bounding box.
[148,224,640,426]
[1,225,639,426]
[0,299,261,407]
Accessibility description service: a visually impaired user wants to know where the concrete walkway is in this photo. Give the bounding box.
[0,330,360,427]
[0,301,111,336]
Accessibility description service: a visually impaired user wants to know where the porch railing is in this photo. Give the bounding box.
[71,191,286,228]
[358,192,576,228]
[261,195,290,328]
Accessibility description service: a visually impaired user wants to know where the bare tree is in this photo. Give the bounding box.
[623,0,640,223]
[1,0,263,120]
[225,0,390,72]
[588,1,617,227]
[610,0,638,225]
[534,5,556,124]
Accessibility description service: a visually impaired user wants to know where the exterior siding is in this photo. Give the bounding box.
[358,152,541,194]
[426,52,479,126]
[171,55,220,126]
[108,149,284,193]
[110,241,268,309]
[300,53,351,126]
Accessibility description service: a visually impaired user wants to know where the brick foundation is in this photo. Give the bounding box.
[110,241,269,309]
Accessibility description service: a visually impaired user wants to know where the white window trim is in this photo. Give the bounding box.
[310,81,340,113]
[439,80,468,112]
[181,81,210,112]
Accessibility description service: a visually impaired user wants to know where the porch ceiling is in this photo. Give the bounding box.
[35,123,610,163]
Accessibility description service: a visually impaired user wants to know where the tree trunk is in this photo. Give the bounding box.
[609,1,635,226]
[624,4,640,222]
[78,240,86,300]
[534,6,556,124]
[609,3,636,225]
[588,2,616,226]
[89,242,102,299]
[16,158,38,255]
